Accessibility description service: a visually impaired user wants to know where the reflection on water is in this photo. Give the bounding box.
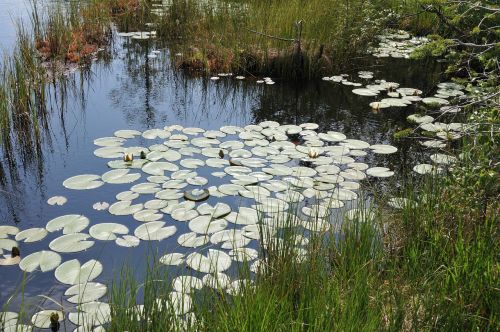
[0,25,444,313]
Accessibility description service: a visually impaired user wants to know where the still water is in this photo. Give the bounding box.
[0,2,443,327]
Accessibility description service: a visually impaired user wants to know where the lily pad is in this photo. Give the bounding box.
[109,201,144,215]
[115,235,140,248]
[366,167,394,178]
[177,232,209,248]
[134,221,176,241]
[102,169,141,184]
[186,249,231,273]
[55,259,103,285]
[31,310,64,329]
[65,282,107,304]
[89,223,129,241]
[15,228,48,243]
[19,250,61,272]
[49,233,94,253]
[172,276,203,293]
[189,216,228,234]
[46,215,89,234]
[159,253,185,266]
[63,175,104,190]
[47,196,67,206]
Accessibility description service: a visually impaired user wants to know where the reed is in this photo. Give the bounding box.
[138,0,393,79]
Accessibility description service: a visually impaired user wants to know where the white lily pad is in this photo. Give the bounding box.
[188,216,228,234]
[229,248,258,262]
[370,144,398,154]
[68,301,111,327]
[180,158,205,169]
[49,233,94,253]
[63,175,104,190]
[47,196,67,206]
[142,129,171,139]
[19,250,61,272]
[430,153,457,165]
[159,253,185,266]
[115,129,141,138]
[65,282,107,304]
[142,162,179,175]
[89,223,129,241]
[115,235,140,248]
[93,202,110,211]
[102,169,141,184]
[55,259,103,285]
[186,249,231,273]
[197,203,231,219]
[225,207,259,225]
[46,215,89,234]
[116,190,139,201]
[31,310,64,329]
[134,222,176,241]
[366,167,394,178]
[202,273,231,289]
[172,208,199,222]
[172,276,203,293]
[15,228,48,243]
[109,201,144,215]
[413,163,443,175]
[177,232,209,248]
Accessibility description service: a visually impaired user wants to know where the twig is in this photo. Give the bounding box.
[243,27,295,42]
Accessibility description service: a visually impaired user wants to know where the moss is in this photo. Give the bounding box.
[393,128,413,139]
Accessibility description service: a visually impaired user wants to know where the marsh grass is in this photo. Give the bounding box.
[120,0,392,78]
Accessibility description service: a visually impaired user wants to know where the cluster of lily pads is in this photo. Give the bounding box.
[116,31,157,40]
[1,120,402,331]
[322,71,466,179]
[368,30,429,59]
[211,74,275,85]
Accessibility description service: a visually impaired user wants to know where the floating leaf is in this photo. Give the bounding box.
[49,233,94,253]
[225,207,259,225]
[47,196,67,206]
[55,259,103,285]
[68,301,110,327]
[115,235,140,248]
[65,282,107,304]
[177,232,209,248]
[172,276,203,293]
[134,222,176,241]
[19,250,61,272]
[189,216,228,234]
[186,250,231,273]
[63,175,104,190]
[46,215,89,234]
[366,167,394,178]
[109,201,144,215]
[369,144,398,154]
[133,210,163,222]
[93,202,110,211]
[171,208,199,222]
[31,310,64,329]
[202,273,231,289]
[102,169,141,184]
[15,228,48,243]
[89,223,129,240]
[159,253,185,266]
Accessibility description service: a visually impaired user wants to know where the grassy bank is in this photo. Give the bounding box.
[146,0,391,78]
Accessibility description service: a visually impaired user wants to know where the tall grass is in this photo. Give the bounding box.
[136,0,394,78]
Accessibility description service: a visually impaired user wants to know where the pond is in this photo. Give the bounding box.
[0,1,451,330]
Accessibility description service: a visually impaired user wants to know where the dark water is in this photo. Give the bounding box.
[0,5,444,326]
